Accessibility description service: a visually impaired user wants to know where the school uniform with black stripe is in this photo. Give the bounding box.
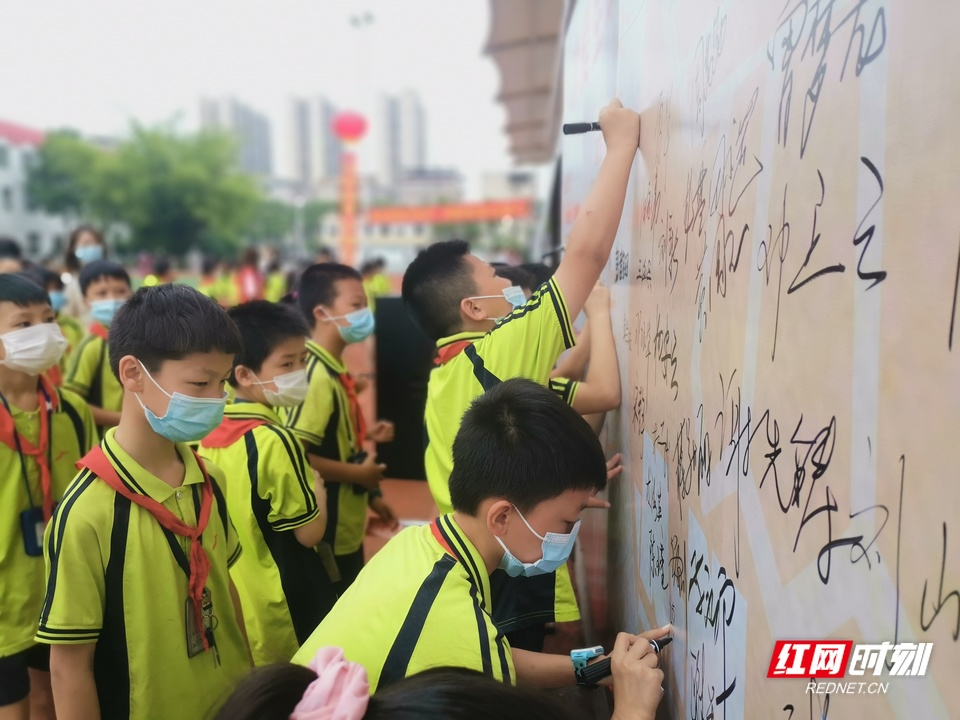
[0,383,95,704]
[200,401,337,665]
[36,430,250,720]
[292,514,514,692]
[283,340,368,586]
[63,326,124,434]
[423,276,581,640]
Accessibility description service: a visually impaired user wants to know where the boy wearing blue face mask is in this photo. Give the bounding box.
[200,301,336,665]
[37,284,252,720]
[64,261,132,434]
[293,379,670,701]
[402,99,639,653]
[284,263,397,592]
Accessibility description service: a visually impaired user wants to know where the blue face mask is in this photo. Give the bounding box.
[135,361,227,443]
[323,308,375,344]
[468,285,526,309]
[48,290,66,313]
[74,245,104,264]
[495,507,581,578]
[90,298,125,326]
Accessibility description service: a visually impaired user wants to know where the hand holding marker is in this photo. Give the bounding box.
[581,636,673,686]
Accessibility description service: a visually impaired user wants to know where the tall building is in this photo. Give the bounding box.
[0,120,69,260]
[287,97,342,195]
[374,90,426,192]
[199,97,273,178]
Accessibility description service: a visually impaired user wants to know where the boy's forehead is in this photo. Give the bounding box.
[269,335,307,357]
[0,300,51,317]
[465,254,493,275]
[163,351,234,375]
[333,277,364,296]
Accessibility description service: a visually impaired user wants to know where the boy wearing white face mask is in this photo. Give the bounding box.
[200,301,335,665]
[284,263,397,593]
[293,379,669,711]
[64,261,133,435]
[0,274,96,720]
[37,284,252,720]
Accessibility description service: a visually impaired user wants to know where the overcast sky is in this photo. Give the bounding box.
[0,0,518,197]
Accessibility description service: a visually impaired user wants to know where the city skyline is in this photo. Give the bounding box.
[0,0,521,200]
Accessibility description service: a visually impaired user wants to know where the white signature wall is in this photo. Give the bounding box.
[562,1,960,717]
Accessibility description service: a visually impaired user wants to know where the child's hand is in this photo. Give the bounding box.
[606,453,624,481]
[610,629,668,720]
[368,420,395,443]
[584,284,611,317]
[599,98,641,153]
[369,496,399,531]
[359,454,387,491]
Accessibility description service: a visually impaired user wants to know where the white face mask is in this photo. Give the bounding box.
[0,324,68,376]
[252,368,309,407]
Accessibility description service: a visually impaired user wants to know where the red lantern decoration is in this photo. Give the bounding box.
[332,111,367,144]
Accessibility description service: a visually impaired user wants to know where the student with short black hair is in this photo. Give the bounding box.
[284,263,397,592]
[64,260,132,434]
[200,300,336,665]
[293,379,668,700]
[401,98,639,651]
[38,284,252,720]
[0,274,95,720]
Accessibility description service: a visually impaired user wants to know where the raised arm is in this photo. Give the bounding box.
[553,98,640,319]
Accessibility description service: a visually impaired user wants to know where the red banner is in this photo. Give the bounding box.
[365,199,532,225]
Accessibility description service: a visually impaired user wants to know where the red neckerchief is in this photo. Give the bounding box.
[434,340,474,366]
[338,373,367,448]
[89,322,109,341]
[78,446,214,651]
[0,376,59,521]
[200,417,268,449]
[46,365,64,388]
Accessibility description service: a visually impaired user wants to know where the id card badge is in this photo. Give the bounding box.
[20,507,46,557]
[185,597,206,658]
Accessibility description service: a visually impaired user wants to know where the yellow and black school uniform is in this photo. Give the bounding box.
[293,514,513,692]
[64,323,123,434]
[56,314,85,377]
[424,277,580,642]
[284,340,368,588]
[36,429,250,720]
[0,378,95,703]
[199,401,337,665]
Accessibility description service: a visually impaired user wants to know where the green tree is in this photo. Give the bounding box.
[26,130,104,221]
[247,198,295,244]
[99,126,260,256]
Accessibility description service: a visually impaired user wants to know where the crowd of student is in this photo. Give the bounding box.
[0,99,668,720]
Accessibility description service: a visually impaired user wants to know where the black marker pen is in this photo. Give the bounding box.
[575,636,672,686]
[562,122,601,134]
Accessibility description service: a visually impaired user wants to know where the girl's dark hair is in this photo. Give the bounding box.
[214,665,580,720]
[213,664,315,720]
[367,667,580,720]
[65,225,106,272]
